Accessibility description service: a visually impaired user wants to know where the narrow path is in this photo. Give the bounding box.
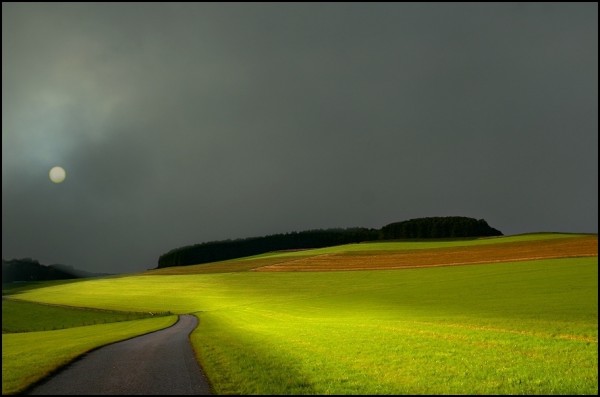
[27,314,212,395]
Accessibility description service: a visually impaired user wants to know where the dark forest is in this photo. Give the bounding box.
[157,216,502,268]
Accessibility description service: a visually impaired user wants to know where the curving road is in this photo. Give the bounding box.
[27,314,212,395]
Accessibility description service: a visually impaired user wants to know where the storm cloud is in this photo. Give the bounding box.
[2,3,597,273]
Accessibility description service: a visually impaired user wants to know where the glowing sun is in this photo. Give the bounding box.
[49,166,66,183]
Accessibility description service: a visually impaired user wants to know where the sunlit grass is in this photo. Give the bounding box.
[189,257,597,394]
[194,308,597,394]
[2,316,177,395]
[9,254,597,394]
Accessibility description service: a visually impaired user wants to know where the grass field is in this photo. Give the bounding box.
[145,232,595,275]
[2,299,170,333]
[2,233,597,394]
[2,316,177,395]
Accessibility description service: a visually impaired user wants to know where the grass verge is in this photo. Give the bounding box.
[2,315,177,395]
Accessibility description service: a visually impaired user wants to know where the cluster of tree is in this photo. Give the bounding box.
[2,258,79,283]
[380,216,503,239]
[2,258,112,283]
[157,216,503,268]
[158,228,380,268]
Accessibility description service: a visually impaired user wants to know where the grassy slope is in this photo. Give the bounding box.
[241,232,586,258]
[145,232,590,274]
[2,299,169,333]
[4,233,598,394]
[190,258,597,394]
[2,294,174,394]
[2,316,177,395]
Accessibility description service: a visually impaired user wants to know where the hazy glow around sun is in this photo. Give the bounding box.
[49,166,66,183]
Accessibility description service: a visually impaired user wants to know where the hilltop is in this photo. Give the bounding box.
[157,216,503,268]
[2,258,111,283]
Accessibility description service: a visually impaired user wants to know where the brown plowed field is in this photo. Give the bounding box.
[253,235,598,272]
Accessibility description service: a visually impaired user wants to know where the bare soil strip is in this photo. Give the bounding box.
[253,236,598,272]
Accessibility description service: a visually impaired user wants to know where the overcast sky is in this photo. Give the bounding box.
[2,3,597,274]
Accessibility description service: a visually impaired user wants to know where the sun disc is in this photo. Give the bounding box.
[49,166,66,183]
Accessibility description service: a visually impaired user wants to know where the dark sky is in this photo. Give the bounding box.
[2,3,598,274]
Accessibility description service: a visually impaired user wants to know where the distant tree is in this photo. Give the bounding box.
[156,217,502,269]
[2,258,79,282]
[380,217,502,240]
[157,227,380,268]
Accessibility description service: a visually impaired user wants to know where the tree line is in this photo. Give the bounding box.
[381,216,503,239]
[157,216,502,268]
[2,258,79,283]
[158,228,380,268]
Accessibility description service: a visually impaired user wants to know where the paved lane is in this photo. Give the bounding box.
[27,314,211,395]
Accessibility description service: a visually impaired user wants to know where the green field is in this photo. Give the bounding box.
[2,316,177,394]
[241,231,586,259]
[2,233,598,394]
[2,299,170,333]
